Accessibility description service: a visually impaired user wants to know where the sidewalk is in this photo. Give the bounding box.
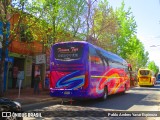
[3,88,59,105]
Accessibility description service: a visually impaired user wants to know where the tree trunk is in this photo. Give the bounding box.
[0,21,8,97]
[0,48,5,97]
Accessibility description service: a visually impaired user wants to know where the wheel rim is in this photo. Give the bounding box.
[103,87,108,100]
[103,92,107,99]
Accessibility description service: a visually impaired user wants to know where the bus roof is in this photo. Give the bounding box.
[138,68,151,71]
[53,41,87,46]
[52,41,128,65]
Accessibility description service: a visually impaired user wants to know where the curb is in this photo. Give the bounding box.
[15,97,61,106]
[22,98,61,112]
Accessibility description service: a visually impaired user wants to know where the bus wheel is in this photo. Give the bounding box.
[102,86,108,100]
[122,84,127,94]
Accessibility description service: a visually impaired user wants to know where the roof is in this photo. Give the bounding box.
[53,41,127,65]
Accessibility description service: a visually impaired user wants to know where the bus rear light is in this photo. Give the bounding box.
[83,72,89,89]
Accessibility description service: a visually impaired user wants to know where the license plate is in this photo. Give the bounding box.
[142,78,147,81]
[64,91,70,95]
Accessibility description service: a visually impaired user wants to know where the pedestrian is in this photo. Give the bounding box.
[12,66,18,88]
[34,75,41,95]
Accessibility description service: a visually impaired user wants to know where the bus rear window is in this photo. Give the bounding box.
[139,70,149,75]
[54,44,84,61]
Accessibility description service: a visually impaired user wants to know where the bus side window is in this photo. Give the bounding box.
[95,49,109,67]
[104,57,109,66]
[102,54,109,66]
[89,46,101,64]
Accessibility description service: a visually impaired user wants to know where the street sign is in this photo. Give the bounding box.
[5,57,14,62]
[36,54,46,64]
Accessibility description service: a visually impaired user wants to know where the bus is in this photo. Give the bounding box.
[50,41,131,100]
[137,68,156,86]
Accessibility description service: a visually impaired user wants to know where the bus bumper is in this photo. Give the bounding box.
[138,82,154,86]
[50,89,91,99]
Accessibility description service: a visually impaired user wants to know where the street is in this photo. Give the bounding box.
[23,84,160,120]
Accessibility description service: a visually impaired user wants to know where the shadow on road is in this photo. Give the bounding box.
[23,85,160,111]
[68,85,160,110]
[62,92,147,110]
[131,85,160,91]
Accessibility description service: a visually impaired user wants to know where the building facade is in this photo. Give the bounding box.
[5,13,50,90]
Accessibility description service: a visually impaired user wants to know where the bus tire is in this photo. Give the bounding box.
[101,86,108,100]
[122,84,127,94]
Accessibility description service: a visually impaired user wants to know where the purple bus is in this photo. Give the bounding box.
[50,41,130,100]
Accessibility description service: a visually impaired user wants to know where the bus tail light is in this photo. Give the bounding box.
[83,72,89,89]
[50,74,54,88]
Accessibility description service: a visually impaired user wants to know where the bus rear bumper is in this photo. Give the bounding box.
[138,82,154,86]
[50,89,91,99]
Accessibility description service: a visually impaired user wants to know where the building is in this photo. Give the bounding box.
[5,12,50,90]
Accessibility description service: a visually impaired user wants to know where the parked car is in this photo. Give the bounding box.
[0,98,22,112]
[0,97,22,120]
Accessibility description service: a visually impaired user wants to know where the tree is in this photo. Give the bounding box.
[27,0,87,45]
[148,61,159,76]
[113,2,149,71]
[82,0,149,71]
[115,2,137,58]
[125,36,149,71]
[87,0,118,51]
[60,0,87,39]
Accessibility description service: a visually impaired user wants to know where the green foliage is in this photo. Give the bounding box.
[148,61,159,75]
[20,23,33,42]
[90,0,118,53]
[89,0,149,71]
[126,35,149,70]
[26,0,87,46]
[115,2,137,58]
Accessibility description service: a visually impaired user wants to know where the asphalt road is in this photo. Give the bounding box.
[23,84,160,120]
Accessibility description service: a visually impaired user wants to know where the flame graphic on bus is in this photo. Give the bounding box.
[56,70,85,90]
[96,68,127,94]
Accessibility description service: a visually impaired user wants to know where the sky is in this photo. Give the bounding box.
[107,0,160,67]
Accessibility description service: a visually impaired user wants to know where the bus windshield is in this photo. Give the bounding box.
[139,70,150,75]
[54,43,84,61]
